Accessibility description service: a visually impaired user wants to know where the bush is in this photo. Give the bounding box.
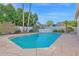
[29,29,34,32]
[14,30,21,34]
[58,29,64,33]
[53,29,57,32]
[67,27,74,33]
[53,29,64,33]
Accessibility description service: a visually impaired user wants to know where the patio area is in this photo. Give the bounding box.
[0,33,79,56]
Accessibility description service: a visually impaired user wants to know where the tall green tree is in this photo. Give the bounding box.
[0,4,6,22]
[4,4,16,22]
[46,20,53,27]
[15,8,22,26]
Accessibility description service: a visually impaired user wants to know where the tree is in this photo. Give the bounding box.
[0,4,6,22]
[70,20,77,27]
[46,20,53,27]
[15,8,22,26]
[64,20,77,27]
[4,4,16,22]
[0,4,38,28]
[32,13,38,24]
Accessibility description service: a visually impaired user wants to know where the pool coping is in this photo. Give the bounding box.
[0,33,79,56]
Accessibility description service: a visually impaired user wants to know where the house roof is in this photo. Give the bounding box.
[56,22,65,26]
[75,4,79,19]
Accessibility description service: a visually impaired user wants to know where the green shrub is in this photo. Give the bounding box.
[59,29,64,33]
[53,29,64,33]
[14,30,21,34]
[29,29,34,32]
[53,29,57,32]
[67,27,74,33]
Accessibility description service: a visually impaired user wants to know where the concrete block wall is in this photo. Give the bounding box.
[0,22,16,34]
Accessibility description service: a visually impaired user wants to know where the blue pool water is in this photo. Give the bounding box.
[10,33,61,48]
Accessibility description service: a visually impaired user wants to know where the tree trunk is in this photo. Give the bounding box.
[65,21,68,33]
[22,3,24,32]
[27,3,32,32]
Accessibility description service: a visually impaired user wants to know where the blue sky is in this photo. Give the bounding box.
[4,3,77,24]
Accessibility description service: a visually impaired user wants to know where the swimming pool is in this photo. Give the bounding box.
[10,33,61,48]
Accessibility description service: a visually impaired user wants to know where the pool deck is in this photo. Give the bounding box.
[0,33,79,56]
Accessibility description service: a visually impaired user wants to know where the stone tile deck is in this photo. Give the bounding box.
[0,33,79,56]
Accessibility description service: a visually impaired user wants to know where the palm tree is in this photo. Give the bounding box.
[27,3,32,32]
[22,3,24,32]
